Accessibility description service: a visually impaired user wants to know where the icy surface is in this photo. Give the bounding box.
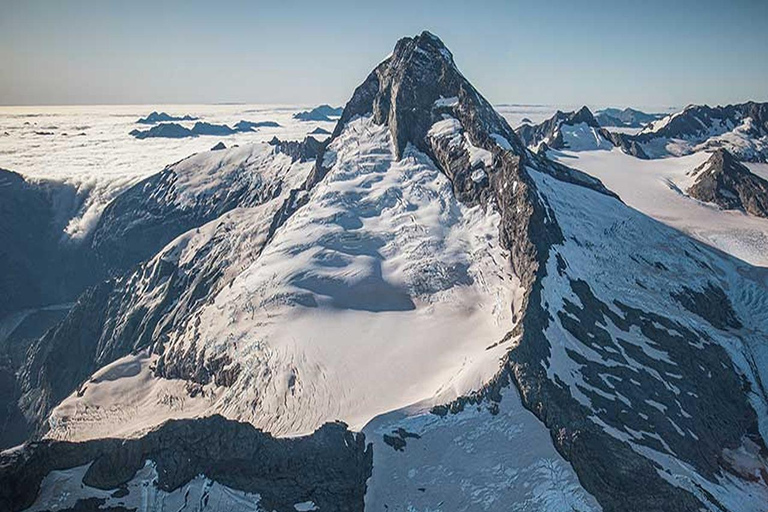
[364,389,601,511]
[559,123,613,151]
[549,148,768,266]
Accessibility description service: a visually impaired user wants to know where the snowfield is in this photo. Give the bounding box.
[549,147,768,266]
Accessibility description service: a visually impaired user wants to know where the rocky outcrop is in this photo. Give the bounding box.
[268,135,326,162]
[0,416,372,512]
[687,148,768,217]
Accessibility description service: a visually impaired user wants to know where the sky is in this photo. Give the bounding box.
[1,0,767,108]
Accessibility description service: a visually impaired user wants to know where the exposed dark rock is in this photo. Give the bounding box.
[687,148,768,217]
[382,427,421,452]
[309,127,331,135]
[0,416,372,512]
[190,122,235,136]
[671,281,742,330]
[268,136,325,162]
[602,130,650,159]
[210,141,226,151]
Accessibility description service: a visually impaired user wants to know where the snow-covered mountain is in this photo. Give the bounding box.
[515,106,613,152]
[2,31,768,512]
[612,102,768,161]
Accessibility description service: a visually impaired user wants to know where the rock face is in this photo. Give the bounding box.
[515,106,613,151]
[687,148,768,217]
[611,101,768,161]
[595,107,664,128]
[0,416,372,512]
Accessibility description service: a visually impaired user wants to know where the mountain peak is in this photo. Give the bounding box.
[395,30,454,64]
[687,147,768,217]
[331,31,523,163]
[568,106,599,127]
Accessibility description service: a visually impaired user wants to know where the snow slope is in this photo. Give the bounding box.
[363,389,600,511]
[47,115,522,440]
[549,148,768,266]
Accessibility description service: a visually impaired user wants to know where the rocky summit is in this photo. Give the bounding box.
[1,31,768,512]
[687,148,768,217]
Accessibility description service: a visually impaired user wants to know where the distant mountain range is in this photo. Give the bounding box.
[293,104,343,121]
[517,102,768,162]
[130,119,281,139]
[594,107,665,128]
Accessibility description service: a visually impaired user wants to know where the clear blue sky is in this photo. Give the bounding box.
[1,0,766,108]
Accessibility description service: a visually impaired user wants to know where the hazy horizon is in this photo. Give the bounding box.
[2,0,767,107]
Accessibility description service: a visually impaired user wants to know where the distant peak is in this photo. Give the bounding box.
[568,106,599,127]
